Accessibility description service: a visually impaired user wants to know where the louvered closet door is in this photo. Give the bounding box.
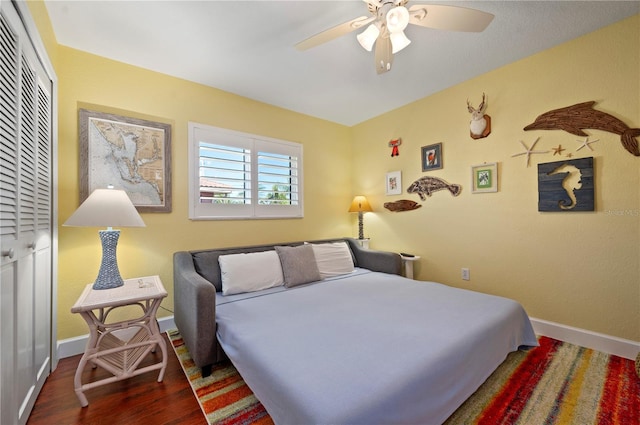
[0,2,53,424]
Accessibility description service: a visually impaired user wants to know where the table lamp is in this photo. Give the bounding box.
[64,186,145,290]
[348,195,373,240]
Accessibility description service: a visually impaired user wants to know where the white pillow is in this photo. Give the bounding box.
[218,250,284,295]
[311,242,355,279]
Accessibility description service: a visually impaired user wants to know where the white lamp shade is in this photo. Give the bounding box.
[390,31,411,53]
[357,24,380,52]
[64,188,145,228]
[386,6,410,33]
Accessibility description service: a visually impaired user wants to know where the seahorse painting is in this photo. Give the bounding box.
[547,164,582,210]
[537,157,594,212]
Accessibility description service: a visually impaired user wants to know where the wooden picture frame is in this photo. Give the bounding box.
[471,162,498,193]
[421,143,443,172]
[79,108,172,212]
[386,171,402,195]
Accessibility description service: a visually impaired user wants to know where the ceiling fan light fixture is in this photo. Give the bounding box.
[386,6,410,33]
[378,59,391,72]
[390,31,411,53]
[357,24,380,51]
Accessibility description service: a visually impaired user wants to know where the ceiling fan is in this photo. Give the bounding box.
[295,0,494,74]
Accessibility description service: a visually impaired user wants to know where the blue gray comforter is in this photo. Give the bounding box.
[216,270,537,425]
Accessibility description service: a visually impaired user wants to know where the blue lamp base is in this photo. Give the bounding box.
[93,229,124,290]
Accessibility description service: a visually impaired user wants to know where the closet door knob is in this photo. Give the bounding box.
[2,248,15,259]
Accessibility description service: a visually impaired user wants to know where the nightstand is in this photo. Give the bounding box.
[401,255,420,279]
[71,275,168,407]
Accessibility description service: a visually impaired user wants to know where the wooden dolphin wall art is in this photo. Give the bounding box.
[524,101,640,157]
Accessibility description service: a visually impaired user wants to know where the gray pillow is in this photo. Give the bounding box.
[275,245,321,288]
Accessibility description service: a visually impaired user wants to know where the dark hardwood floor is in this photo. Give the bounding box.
[27,333,206,425]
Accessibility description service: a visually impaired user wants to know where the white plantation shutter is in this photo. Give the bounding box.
[0,13,19,248]
[19,54,36,238]
[254,138,301,218]
[189,122,303,220]
[36,81,51,232]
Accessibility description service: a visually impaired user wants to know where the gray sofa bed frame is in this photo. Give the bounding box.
[173,237,402,376]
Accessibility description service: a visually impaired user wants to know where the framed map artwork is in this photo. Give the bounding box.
[79,108,172,212]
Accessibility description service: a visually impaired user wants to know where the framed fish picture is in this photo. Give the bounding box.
[421,143,443,172]
[471,162,498,193]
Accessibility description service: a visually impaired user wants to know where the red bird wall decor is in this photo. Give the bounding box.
[389,138,402,157]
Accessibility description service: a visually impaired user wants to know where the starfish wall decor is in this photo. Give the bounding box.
[576,137,599,152]
[511,137,549,167]
[552,145,565,156]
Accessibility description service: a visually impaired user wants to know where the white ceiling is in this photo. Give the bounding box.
[45,1,639,126]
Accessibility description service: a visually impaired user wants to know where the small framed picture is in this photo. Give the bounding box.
[471,162,498,193]
[421,143,443,172]
[386,171,402,195]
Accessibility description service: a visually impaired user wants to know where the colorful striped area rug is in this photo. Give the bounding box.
[168,330,639,424]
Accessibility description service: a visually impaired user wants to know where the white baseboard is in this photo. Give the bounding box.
[531,317,640,360]
[56,316,176,359]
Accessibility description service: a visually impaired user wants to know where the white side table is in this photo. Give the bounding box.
[71,275,168,407]
[401,255,420,279]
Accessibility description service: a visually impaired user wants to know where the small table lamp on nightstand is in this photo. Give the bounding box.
[64,186,145,290]
[349,195,373,240]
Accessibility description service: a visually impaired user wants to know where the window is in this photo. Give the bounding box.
[188,122,303,220]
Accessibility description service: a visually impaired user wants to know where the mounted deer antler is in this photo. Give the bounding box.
[467,93,491,139]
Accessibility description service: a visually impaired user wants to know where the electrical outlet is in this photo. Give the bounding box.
[461,268,470,281]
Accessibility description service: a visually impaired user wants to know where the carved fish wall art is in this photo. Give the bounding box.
[407,176,462,201]
[524,101,640,156]
[383,200,422,212]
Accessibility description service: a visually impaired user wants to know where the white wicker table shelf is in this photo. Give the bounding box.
[71,275,168,407]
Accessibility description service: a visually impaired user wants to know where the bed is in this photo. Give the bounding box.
[215,268,537,424]
[174,239,537,424]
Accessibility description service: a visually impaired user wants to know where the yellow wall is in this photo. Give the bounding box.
[55,47,353,339]
[25,0,58,65]
[352,15,639,341]
[27,0,638,342]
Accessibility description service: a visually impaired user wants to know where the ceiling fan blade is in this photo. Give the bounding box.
[374,35,393,74]
[408,4,494,32]
[296,16,375,51]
